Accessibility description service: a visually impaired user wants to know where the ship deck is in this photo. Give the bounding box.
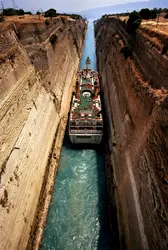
[69,63,103,144]
[70,69,102,121]
[77,94,93,111]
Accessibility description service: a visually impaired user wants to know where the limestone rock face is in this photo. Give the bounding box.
[0,17,87,250]
[95,17,168,250]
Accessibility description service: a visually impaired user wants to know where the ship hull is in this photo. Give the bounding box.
[69,133,103,144]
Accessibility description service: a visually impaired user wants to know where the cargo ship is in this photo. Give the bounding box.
[69,57,103,144]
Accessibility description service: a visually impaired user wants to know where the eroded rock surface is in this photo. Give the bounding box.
[95,17,168,250]
[0,16,86,250]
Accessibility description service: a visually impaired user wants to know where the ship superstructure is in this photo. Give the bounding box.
[69,58,103,144]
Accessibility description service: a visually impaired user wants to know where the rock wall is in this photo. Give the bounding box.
[0,17,87,250]
[95,17,168,250]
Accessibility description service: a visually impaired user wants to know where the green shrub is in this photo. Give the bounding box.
[16,9,25,15]
[121,44,132,59]
[69,14,82,19]
[50,34,57,46]
[3,8,16,16]
[54,13,82,19]
[25,11,32,15]
[127,11,142,33]
[150,9,157,19]
[44,8,57,19]
[45,19,50,26]
[3,8,31,16]
[140,8,150,20]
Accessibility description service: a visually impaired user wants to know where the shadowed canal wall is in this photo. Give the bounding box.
[95,16,168,250]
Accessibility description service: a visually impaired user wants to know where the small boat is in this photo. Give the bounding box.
[86,56,91,66]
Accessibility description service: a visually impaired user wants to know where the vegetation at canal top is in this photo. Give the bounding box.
[2,7,83,21]
[150,9,157,19]
[127,11,142,33]
[139,8,159,19]
[44,8,82,20]
[64,14,83,19]
[140,8,151,20]
[45,9,82,19]
[103,7,167,19]
[44,8,57,18]
[3,8,32,16]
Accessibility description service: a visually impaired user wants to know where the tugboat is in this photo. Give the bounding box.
[69,57,103,144]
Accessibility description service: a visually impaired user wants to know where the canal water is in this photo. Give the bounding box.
[41,21,112,250]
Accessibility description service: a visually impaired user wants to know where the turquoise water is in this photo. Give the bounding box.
[41,21,112,250]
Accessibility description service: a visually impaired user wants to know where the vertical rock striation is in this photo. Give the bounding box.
[0,17,87,250]
[95,17,168,250]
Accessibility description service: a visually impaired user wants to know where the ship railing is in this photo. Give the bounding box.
[69,130,103,135]
[69,125,103,128]
[69,122,103,126]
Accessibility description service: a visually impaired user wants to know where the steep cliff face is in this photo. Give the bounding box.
[0,17,86,250]
[95,18,168,250]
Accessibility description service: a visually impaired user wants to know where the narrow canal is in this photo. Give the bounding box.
[41,21,112,250]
